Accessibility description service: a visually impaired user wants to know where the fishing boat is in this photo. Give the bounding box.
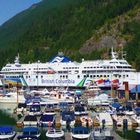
[17,127,40,140]
[71,126,91,140]
[0,126,16,140]
[46,129,64,140]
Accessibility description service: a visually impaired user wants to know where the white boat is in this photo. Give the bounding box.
[41,90,74,103]
[46,129,64,139]
[1,48,139,88]
[71,126,91,139]
[0,91,25,103]
[0,126,16,139]
[98,112,113,126]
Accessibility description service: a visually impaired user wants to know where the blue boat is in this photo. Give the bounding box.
[0,126,16,139]
[17,127,40,140]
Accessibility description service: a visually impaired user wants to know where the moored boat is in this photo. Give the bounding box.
[0,126,16,140]
[46,129,64,140]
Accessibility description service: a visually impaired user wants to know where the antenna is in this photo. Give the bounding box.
[111,47,118,59]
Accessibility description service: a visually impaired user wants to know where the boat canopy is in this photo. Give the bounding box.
[17,135,38,140]
[62,111,75,121]
[72,126,89,134]
[40,114,54,122]
[0,126,13,133]
[111,103,121,109]
[23,127,39,133]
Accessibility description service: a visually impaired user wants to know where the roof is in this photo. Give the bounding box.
[130,85,140,93]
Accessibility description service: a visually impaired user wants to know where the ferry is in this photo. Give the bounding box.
[1,48,139,88]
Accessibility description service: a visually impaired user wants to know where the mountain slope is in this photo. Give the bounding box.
[0,0,140,69]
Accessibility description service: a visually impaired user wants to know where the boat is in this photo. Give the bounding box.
[28,102,42,116]
[71,126,91,140]
[86,84,101,93]
[46,129,64,140]
[23,115,38,126]
[0,126,16,139]
[1,48,139,88]
[41,89,74,104]
[60,110,75,127]
[0,91,25,103]
[17,127,40,140]
[38,113,55,127]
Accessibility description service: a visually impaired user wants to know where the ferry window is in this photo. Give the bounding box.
[100,75,102,77]
[60,75,62,78]
[104,75,106,77]
[84,75,86,78]
[126,75,128,77]
[36,76,38,78]
[97,75,99,77]
[63,75,65,78]
[93,75,96,77]
[26,76,28,78]
[87,74,89,77]
[123,75,125,78]
[41,76,43,78]
[66,75,68,79]
[78,75,80,78]
[119,75,121,78]
[90,75,92,78]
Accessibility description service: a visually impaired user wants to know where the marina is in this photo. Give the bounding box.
[0,86,139,140]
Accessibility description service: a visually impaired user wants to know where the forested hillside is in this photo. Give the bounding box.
[0,0,140,69]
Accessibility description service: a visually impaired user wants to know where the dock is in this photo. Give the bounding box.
[65,132,72,140]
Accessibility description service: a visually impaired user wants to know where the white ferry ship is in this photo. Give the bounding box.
[1,49,140,88]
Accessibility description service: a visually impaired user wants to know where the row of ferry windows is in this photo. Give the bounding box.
[63,67,79,69]
[6,74,129,79]
[84,66,115,69]
[3,69,26,71]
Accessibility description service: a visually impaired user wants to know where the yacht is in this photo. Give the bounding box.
[1,48,139,88]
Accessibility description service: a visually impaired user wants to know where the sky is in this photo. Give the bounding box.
[0,0,41,25]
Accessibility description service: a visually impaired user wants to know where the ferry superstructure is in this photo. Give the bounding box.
[1,49,140,88]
